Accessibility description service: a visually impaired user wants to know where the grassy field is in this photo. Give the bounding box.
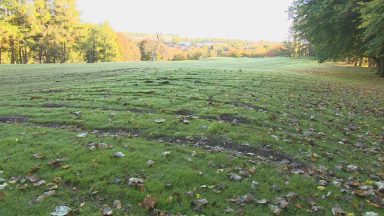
[0,57,383,216]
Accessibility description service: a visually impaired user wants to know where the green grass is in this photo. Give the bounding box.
[0,57,383,215]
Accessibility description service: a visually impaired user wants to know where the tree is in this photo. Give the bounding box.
[290,0,384,76]
[51,0,81,63]
[31,0,52,63]
[360,0,384,76]
[83,22,121,63]
[116,33,141,61]
[139,39,157,61]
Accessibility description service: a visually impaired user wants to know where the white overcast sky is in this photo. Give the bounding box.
[76,0,294,41]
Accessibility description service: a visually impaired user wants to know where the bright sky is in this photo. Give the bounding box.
[76,0,294,42]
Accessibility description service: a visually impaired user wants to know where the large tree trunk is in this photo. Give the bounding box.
[371,57,380,74]
[18,44,22,64]
[39,47,43,63]
[23,45,28,64]
[380,58,384,77]
[10,38,15,64]
[63,42,66,63]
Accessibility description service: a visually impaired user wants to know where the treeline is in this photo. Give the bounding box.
[0,0,289,64]
[0,0,133,64]
[289,0,384,76]
[137,34,288,61]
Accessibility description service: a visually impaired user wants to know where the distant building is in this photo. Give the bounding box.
[178,42,192,50]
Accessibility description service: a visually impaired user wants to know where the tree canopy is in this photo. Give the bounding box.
[290,0,384,76]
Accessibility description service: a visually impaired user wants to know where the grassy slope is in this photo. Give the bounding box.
[0,57,383,215]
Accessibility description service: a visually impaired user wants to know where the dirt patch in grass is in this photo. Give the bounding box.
[154,135,302,166]
[0,115,29,123]
[31,122,143,137]
[204,114,252,124]
[42,103,67,108]
[174,109,195,116]
[39,89,65,94]
[231,101,268,112]
[93,127,143,137]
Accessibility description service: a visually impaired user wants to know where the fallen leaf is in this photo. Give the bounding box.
[251,181,259,190]
[48,159,65,168]
[113,152,125,158]
[332,206,346,216]
[346,165,358,172]
[192,198,208,212]
[101,205,113,216]
[155,119,166,123]
[269,205,281,215]
[146,160,155,167]
[228,194,254,205]
[33,180,47,187]
[256,199,268,204]
[26,175,40,183]
[50,206,71,216]
[113,200,122,209]
[162,151,171,157]
[77,132,88,138]
[354,190,370,197]
[128,177,144,191]
[363,212,379,216]
[140,196,157,210]
[33,153,45,159]
[228,173,242,181]
[317,186,326,191]
[34,190,56,203]
[0,183,7,190]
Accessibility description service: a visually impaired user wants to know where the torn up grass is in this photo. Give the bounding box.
[0,57,383,215]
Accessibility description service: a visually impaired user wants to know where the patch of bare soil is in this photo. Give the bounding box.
[204,114,252,124]
[42,103,67,108]
[154,135,303,167]
[0,115,29,123]
[175,109,195,116]
[231,101,268,112]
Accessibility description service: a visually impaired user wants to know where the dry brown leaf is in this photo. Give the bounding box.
[140,196,157,210]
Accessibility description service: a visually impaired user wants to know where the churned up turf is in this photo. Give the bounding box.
[0,58,383,215]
